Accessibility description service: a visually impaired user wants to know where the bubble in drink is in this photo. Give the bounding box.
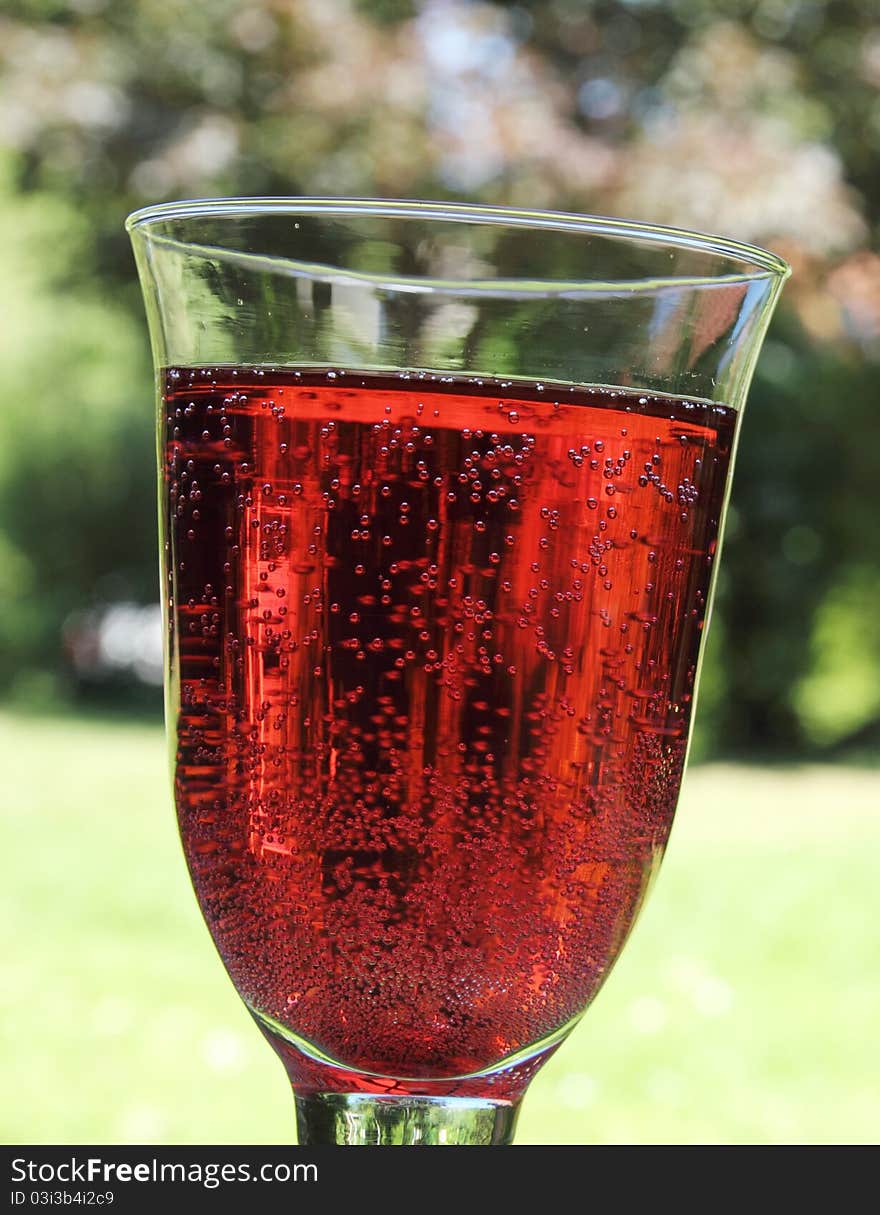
[164,367,735,1097]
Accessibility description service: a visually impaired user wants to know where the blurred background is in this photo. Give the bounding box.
[1,0,877,1144]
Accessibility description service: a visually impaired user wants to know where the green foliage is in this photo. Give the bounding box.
[719,326,880,752]
[794,567,880,745]
[355,0,416,23]
[0,163,155,686]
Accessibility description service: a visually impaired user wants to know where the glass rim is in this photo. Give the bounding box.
[125,196,791,287]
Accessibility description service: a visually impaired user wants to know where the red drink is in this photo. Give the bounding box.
[164,367,735,1097]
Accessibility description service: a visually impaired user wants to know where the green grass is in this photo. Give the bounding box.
[2,709,877,1145]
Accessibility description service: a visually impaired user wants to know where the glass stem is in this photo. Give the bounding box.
[294,1093,521,1145]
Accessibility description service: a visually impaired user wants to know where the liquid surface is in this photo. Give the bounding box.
[164,367,735,1086]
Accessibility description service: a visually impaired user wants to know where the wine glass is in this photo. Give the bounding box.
[127,200,788,1145]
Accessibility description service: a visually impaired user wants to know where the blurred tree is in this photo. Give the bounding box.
[0,0,877,754]
[0,166,154,693]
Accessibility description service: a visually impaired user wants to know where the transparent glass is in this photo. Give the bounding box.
[127,199,788,1145]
